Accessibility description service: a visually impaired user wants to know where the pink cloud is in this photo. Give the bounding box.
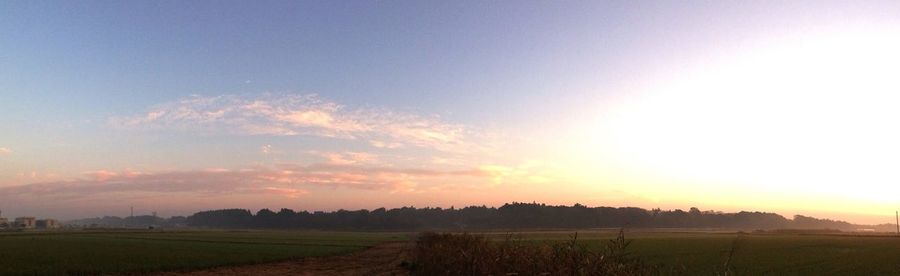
[313,151,379,165]
[369,140,403,149]
[0,162,563,219]
[260,187,309,198]
[0,163,496,201]
[86,170,119,182]
[0,147,11,155]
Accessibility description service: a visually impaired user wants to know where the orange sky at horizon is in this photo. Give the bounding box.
[3,2,900,226]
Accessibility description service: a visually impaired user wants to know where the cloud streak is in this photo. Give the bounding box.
[0,164,496,201]
[312,151,379,165]
[111,94,470,152]
[0,147,11,155]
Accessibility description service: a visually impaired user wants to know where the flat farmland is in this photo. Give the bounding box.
[482,230,900,275]
[5,229,900,275]
[0,230,406,275]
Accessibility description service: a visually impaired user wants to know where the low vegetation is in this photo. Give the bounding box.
[408,230,900,275]
[408,230,666,275]
[484,231,900,275]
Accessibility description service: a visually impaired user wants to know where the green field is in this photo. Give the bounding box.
[4,230,900,275]
[0,230,405,275]
[482,230,900,275]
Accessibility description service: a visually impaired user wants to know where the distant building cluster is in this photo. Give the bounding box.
[0,211,59,230]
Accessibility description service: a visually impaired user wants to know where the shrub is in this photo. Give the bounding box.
[409,229,664,275]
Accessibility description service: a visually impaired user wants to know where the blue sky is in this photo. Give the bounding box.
[3,1,900,223]
[5,1,882,120]
[2,1,770,120]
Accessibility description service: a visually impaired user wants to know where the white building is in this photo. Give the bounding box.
[36,219,60,229]
[0,210,8,228]
[14,217,36,229]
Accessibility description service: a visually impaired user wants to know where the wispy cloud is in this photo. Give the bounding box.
[111,94,471,152]
[0,147,11,155]
[311,151,379,165]
[0,161,567,219]
[260,187,309,198]
[0,163,496,201]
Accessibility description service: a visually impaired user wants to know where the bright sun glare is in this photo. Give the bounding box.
[599,27,900,204]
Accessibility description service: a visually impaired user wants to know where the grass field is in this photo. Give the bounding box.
[0,230,406,275]
[5,229,900,275]
[482,230,900,275]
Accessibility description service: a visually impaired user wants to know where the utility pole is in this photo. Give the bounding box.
[130,206,134,218]
[894,211,899,235]
[894,211,900,235]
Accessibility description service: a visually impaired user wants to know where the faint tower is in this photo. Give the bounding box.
[130,206,134,218]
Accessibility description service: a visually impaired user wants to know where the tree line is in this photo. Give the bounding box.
[67,202,892,231]
[135,202,885,231]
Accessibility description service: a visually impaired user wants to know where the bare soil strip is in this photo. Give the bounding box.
[155,242,410,276]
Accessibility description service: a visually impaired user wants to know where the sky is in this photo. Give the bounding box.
[2,1,900,224]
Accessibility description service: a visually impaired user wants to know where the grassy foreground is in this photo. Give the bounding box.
[5,229,900,275]
[0,230,405,275]
[482,230,900,275]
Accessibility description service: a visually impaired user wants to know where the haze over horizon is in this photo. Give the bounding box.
[3,1,900,225]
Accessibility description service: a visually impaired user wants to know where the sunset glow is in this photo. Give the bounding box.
[3,1,900,225]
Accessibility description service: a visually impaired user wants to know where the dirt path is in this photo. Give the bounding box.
[155,242,411,276]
